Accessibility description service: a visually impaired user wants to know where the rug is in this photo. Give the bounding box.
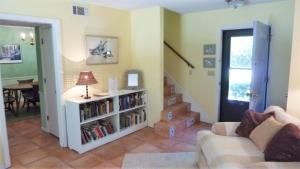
[122,152,198,169]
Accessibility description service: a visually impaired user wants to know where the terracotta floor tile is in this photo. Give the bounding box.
[91,162,120,169]
[23,130,48,139]
[150,137,179,149]
[15,149,48,165]
[108,155,124,167]
[92,142,126,160]
[68,154,103,169]
[50,148,82,162]
[26,156,73,169]
[10,142,40,156]
[7,116,208,169]
[30,134,58,147]
[172,142,197,152]
[117,136,144,151]
[130,143,162,153]
[9,136,29,147]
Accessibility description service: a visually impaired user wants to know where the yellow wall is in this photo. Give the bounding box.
[0,0,132,95]
[131,7,164,127]
[164,0,295,122]
[287,0,300,119]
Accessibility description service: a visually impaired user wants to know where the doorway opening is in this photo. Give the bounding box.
[219,22,271,122]
[220,29,254,122]
[0,14,65,169]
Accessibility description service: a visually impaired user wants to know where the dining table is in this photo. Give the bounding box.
[3,81,39,113]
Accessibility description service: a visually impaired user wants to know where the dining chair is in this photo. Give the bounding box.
[3,89,17,116]
[17,79,34,108]
[23,84,40,112]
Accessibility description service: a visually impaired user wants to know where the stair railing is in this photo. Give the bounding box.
[164,41,195,69]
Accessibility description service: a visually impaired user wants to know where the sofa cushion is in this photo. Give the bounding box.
[211,122,240,137]
[265,123,300,162]
[236,110,274,137]
[197,130,264,169]
[264,106,300,128]
[250,117,284,152]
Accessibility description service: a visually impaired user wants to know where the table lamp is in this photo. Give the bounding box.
[76,71,98,99]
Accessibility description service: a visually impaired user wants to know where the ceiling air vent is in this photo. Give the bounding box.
[72,5,88,16]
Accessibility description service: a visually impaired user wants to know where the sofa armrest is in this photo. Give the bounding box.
[211,122,240,137]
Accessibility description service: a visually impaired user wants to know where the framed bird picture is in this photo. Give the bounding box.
[85,35,118,65]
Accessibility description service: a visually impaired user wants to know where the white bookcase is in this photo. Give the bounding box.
[66,89,148,154]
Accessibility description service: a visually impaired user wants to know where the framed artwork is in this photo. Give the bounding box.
[203,44,216,55]
[0,44,22,64]
[86,35,118,65]
[124,70,143,90]
[203,57,216,68]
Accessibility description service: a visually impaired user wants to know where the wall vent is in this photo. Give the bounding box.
[72,5,88,16]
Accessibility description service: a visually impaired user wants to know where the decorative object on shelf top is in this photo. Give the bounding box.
[20,32,35,45]
[76,71,98,99]
[125,70,143,90]
[225,0,247,9]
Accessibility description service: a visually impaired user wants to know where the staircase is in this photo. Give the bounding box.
[154,77,200,138]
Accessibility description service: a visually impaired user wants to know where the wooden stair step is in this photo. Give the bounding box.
[161,102,191,121]
[154,119,186,138]
[164,85,175,96]
[164,94,183,108]
[178,111,200,128]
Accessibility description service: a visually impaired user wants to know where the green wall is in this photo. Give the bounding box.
[0,26,38,78]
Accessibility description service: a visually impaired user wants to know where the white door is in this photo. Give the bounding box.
[40,26,59,137]
[249,21,271,112]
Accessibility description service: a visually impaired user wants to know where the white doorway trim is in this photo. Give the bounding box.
[0,13,66,168]
[216,23,253,122]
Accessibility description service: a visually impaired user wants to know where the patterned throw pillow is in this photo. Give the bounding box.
[235,109,274,137]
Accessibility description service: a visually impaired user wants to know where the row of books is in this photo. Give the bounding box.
[119,93,145,111]
[80,99,114,122]
[81,119,115,144]
[120,109,146,129]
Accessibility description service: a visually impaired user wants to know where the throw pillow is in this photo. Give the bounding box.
[249,116,284,151]
[265,123,300,162]
[235,109,274,137]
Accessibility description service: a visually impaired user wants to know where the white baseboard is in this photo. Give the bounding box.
[41,126,49,133]
[164,71,211,123]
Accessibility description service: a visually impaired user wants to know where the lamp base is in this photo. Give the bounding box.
[84,85,91,99]
[84,96,91,99]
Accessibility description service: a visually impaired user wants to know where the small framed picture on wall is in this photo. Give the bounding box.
[203,57,216,68]
[203,44,216,55]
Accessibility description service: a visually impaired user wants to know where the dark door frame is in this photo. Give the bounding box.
[219,28,254,122]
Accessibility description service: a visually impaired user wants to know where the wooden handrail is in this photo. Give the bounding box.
[164,41,195,69]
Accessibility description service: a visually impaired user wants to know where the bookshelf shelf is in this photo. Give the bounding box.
[66,89,147,154]
[119,105,146,114]
[80,112,118,125]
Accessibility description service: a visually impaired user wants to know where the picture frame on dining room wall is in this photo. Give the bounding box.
[85,35,118,65]
[0,44,22,64]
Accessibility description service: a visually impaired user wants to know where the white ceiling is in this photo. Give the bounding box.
[78,0,284,13]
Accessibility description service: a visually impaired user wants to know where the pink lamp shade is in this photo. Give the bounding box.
[76,71,98,86]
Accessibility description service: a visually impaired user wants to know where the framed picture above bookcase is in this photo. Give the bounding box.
[65,89,147,154]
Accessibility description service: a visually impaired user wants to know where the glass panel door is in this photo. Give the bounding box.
[228,36,253,102]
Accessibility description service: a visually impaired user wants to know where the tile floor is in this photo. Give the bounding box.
[7,116,211,169]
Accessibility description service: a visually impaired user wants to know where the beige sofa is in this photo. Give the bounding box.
[197,106,300,169]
